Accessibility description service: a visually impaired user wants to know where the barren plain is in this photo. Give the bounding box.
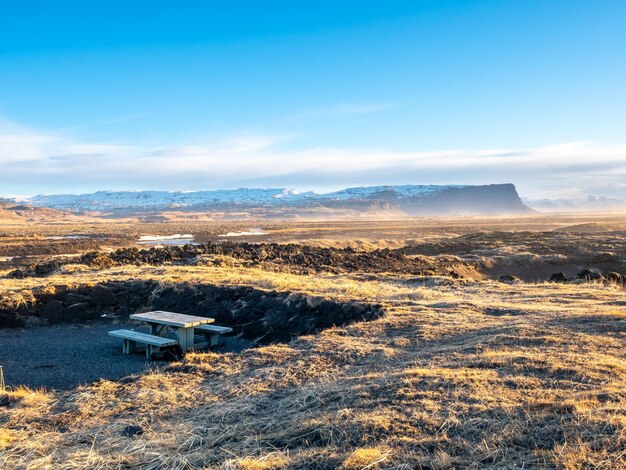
[1,214,626,469]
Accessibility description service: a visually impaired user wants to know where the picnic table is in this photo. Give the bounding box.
[130,311,215,351]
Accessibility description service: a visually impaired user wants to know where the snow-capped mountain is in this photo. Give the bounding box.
[29,188,314,210]
[26,184,530,215]
[324,185,466,200]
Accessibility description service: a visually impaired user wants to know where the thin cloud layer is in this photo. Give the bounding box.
[1,119,625,199]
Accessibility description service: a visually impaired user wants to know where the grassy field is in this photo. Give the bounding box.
[1,259,626,468]
[1,216,626,468]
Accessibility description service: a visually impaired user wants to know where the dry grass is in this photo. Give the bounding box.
[2,249,626,467]
[341,447,390,468]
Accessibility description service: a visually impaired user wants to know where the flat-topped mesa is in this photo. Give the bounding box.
[26,183,531,215]
[401,183,530,215]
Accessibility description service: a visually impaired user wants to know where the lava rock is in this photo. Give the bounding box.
[0,394,10,407]
[16,242,471,278]
[549,272,568,283]
[61,293,90,306]
[161,345,185,361]
[65,302,93,321]
[577,269,604,281]
[263,308,289,326]
[606,272,624,285]
[2,280,384,344]
[121,425,143,438]
[88,286,119,307]
[498,275,520,283]
[41,299,65,321]
[6,269,26,279]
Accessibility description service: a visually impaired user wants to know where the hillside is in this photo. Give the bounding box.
[0,201,79,224]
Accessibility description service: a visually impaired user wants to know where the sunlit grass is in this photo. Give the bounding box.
[2,261,626,468]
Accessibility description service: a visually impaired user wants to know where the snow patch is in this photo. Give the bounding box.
[138,234,194,241]
[137,234,198,246]
[220,228,268,237]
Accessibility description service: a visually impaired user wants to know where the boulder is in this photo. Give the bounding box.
[577,269,604,281]
[65,302,93,321]
[606,272,624,285]
[498,274,520,283]
[41,299,65,322]
[88,285,121,307]
[121,425,143,438]
[549,272,568,283]
[6,269,26,279]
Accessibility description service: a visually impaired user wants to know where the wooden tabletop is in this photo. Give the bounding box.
[130,311,215,328]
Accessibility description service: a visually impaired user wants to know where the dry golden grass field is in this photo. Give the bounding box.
[1,215,626,469]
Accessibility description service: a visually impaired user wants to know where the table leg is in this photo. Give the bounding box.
[177,327,195,351]
[122,340,137,355]
[150,323,167,337]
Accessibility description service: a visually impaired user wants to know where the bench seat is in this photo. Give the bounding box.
[109,329,178,358]
[195,325,233,334]
[195,324,233,347]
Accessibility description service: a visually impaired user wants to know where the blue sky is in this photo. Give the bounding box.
[1,0,625,198]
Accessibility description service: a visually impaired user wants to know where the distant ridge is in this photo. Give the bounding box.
[26,184,530,216]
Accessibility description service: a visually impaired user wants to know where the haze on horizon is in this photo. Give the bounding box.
[1,1,626,201]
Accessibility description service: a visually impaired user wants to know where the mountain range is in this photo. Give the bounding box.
[22,184,531,216]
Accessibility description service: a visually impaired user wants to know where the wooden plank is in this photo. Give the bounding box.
[108,329,178,347]
[130,311,215,328]
[149,323,168,337]
[195,325,233,334]
[123,339,137,354]
[177,327,195,351]
[195,324,233,348]
[145,344,162,358]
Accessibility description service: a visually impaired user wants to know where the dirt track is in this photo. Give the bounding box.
[0,321,158,390]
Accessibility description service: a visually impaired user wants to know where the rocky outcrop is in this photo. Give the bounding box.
[0,281,383,343]
[549,272,568,283]
[7,242,474,278]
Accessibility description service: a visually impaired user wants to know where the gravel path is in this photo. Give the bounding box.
[0,320,250,390]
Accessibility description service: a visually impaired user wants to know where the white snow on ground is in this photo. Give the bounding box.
[138,234,194,241]
[220,228,268,237]
[137,234,197,246]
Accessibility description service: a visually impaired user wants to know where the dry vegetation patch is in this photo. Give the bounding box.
[1,263,625,468]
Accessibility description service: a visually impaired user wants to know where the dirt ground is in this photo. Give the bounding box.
[0,319,252,390]
[0,321,161,390]
[2,212,626,257]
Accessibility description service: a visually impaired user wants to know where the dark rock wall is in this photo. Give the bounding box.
[0,281,383,343]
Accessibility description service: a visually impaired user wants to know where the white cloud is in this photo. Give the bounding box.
[1,118,626,199]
